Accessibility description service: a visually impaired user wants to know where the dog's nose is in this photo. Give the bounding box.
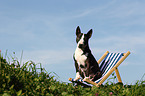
[78,39,84,44]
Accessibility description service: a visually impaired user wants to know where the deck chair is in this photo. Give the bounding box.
[69,51,130,87]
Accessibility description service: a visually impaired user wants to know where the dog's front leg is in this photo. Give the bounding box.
[75,72,80,81]
[83,73,90,81]
[74,56,81,81]
[83,61,90,81]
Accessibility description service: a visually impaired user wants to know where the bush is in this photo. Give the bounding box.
[0,52,145,96]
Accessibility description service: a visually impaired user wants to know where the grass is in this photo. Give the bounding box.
[0,51,145,96]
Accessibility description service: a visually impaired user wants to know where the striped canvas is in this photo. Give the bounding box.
[95,53,123,83]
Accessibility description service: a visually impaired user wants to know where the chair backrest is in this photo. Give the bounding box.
[95,53,124,83]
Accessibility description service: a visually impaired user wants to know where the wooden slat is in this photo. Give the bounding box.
[98,51,109,64]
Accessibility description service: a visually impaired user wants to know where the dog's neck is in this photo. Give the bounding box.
[76,43,91,56]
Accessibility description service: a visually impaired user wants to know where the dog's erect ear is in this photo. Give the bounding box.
[76,26,81,36]
[87,29,92,38]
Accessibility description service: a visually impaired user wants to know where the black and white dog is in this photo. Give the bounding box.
[73,26,102,81]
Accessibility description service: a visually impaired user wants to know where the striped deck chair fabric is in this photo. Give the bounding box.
[95,52,124,83]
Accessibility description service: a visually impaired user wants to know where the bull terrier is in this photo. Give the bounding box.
[73,26,102,81]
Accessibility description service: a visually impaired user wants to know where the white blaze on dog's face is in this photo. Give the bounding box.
[77,34,84,46]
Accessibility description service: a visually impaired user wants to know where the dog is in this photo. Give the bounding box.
[73,26,102,81]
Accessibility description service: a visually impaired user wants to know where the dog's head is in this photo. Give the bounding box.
[76,26,92,49]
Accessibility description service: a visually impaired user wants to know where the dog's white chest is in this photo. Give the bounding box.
[75,47,87,66]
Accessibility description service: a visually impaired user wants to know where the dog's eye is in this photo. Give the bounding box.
[79,33,83,38]
[76,33,83,43]
[76,37,80,43]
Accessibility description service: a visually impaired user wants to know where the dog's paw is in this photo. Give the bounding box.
[74,72,80,81]
[74,78,80,81]
[83,77,90,81]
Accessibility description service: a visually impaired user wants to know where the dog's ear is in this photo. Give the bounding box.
[87,29,92,38]
[76,26,81,36]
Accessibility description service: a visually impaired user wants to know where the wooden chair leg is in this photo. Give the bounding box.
[115,68,122,83]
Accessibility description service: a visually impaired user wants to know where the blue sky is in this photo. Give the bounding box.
[0,0,145,84]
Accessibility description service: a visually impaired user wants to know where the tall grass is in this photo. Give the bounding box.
[0,51,145,96]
